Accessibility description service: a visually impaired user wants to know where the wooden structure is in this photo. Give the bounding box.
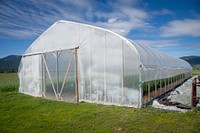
[191,75,200,107]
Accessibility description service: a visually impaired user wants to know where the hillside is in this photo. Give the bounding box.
[180,56,200,66]
[0,55,21,72]
[0,55,199,72]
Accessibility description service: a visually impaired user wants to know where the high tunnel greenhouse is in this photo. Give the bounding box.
[18,20,192,108]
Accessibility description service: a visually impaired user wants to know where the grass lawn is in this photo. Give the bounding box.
[0,73,200,133]
[192,66,200,76]
[0,73,19,92]
[192,69,200,76]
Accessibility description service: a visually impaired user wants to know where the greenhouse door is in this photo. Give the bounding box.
[41,48,79,103]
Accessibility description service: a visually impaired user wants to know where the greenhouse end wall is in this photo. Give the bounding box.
[18,20,192,108]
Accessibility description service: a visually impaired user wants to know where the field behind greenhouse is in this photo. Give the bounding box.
[0,73,200,133]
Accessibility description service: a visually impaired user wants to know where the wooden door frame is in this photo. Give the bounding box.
[41,47,80,103]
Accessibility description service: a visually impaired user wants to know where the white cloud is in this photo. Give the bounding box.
[93,5,150,35]
[0,0,151,38]
[161,9,174,15]
[152,8,174,16]
[160,19,200,37]
[189,43,200,49]
[2,0,198,40]
[0,0,92,38]
[108,18,120,23]
[135,39,179,48]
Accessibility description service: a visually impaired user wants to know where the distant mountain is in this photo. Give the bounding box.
[180,56,200,66]
[0,55,22,72]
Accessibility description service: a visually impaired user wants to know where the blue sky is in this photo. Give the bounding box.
[0,0,200,58]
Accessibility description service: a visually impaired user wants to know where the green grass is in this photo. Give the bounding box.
[0,73,19,92]
[192,69,200,76]
[192,66,200,76]
[0,73,200,132]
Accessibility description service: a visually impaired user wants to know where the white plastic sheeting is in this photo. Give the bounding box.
[167,76,200,106]
[18,55,42,96]
[18,20,192,108]
[132,41,191,82]
[152,100,188,112]
[152,76,200,112]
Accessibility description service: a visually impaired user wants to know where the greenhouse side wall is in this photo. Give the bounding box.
[130,41,192,105]
[140,65,192,105]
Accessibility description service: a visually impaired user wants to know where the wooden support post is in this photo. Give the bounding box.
[41,54,46,98]
[121,39,124,104]
[89,29,92,101]
[160,79,161,95]
[42,54,58,99]
[165,78,166,92]
[55,52,59,94]
[104,31,107,103]
[75,48,79,103]
[168,78,169,90]
[139,82,143,107]
[155,80,157,97]
[181,74,183,82]
[192,78,197,107]
[171,77,172,89]
[148,82,150,101]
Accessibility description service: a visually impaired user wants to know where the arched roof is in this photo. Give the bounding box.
[131,41,191,69]
[24,20,191,70]
[24,20,138,56]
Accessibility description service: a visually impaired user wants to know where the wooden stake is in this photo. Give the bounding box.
[42,54,58,99]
